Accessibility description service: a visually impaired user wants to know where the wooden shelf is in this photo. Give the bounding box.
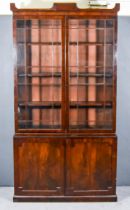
[17,26,114,29]
[18,83,61,87]
[69,72,112,77]
[69,41,113,45]
[17,65,114,69]
[17,41,114,46]
[70,83,112,86]
[19,122,61,129]
[17,42,62,45]
[18,72,112,78]
[19,102,61,108]
[69,124,112,129]
[18,72,62,77]
[70,101,112,108]
[68,27,114,30]
[18,101,112,108]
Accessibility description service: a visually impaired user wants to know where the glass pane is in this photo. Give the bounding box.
[16,28,25,42]
[69,107,112,129]
[17,44,25,66]
[68,19,115,130]
[18,107,61,129]
[16,19,62,129]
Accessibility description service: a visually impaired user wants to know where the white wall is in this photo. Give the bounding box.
[0,0,130,16]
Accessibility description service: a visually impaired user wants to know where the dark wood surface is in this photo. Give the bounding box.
[13,195,117,202]
[14,136,117,200]
[14,137,64,196]
[11,3,119,202]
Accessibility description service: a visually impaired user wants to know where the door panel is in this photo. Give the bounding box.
[66,137,116,195]
[14,137,64,196]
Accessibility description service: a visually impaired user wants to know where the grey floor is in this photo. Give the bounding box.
[0,187,130,210]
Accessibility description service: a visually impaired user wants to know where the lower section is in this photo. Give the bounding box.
[13,195,117,202]
[13,135,117,202]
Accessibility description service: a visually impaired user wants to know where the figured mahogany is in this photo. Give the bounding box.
[11,3,120,202]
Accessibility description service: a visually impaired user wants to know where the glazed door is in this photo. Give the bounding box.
[67,18,115,131]
[16,17,65,131]
[16,17,115,132]
[65,137,116,195]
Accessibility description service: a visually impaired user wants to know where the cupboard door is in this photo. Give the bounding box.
[14,137,64,196]
[66,137,116,195]
[16,18,65,130]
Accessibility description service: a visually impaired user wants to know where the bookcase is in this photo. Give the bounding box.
[11,3,120,202]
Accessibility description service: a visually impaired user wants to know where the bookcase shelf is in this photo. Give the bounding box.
[17,41,114,45]
[18,101,112,108]
[18,72,113,78]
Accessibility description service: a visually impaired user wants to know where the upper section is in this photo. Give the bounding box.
[12,3,120,134]
[10,3,120,17]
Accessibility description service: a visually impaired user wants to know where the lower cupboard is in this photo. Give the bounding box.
[13,136,117,201]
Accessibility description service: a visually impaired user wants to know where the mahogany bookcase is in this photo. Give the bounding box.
[11,3,120,202]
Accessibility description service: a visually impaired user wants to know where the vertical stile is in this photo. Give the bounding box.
[76,20,79,128]
[88,19,96,128]
[65,16,69,130]
[62,17,66,130]
[31,20,40,128]
[103,20,107,128]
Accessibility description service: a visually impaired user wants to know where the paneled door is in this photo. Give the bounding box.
[65,137,116,195]
[14,138,65,196]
